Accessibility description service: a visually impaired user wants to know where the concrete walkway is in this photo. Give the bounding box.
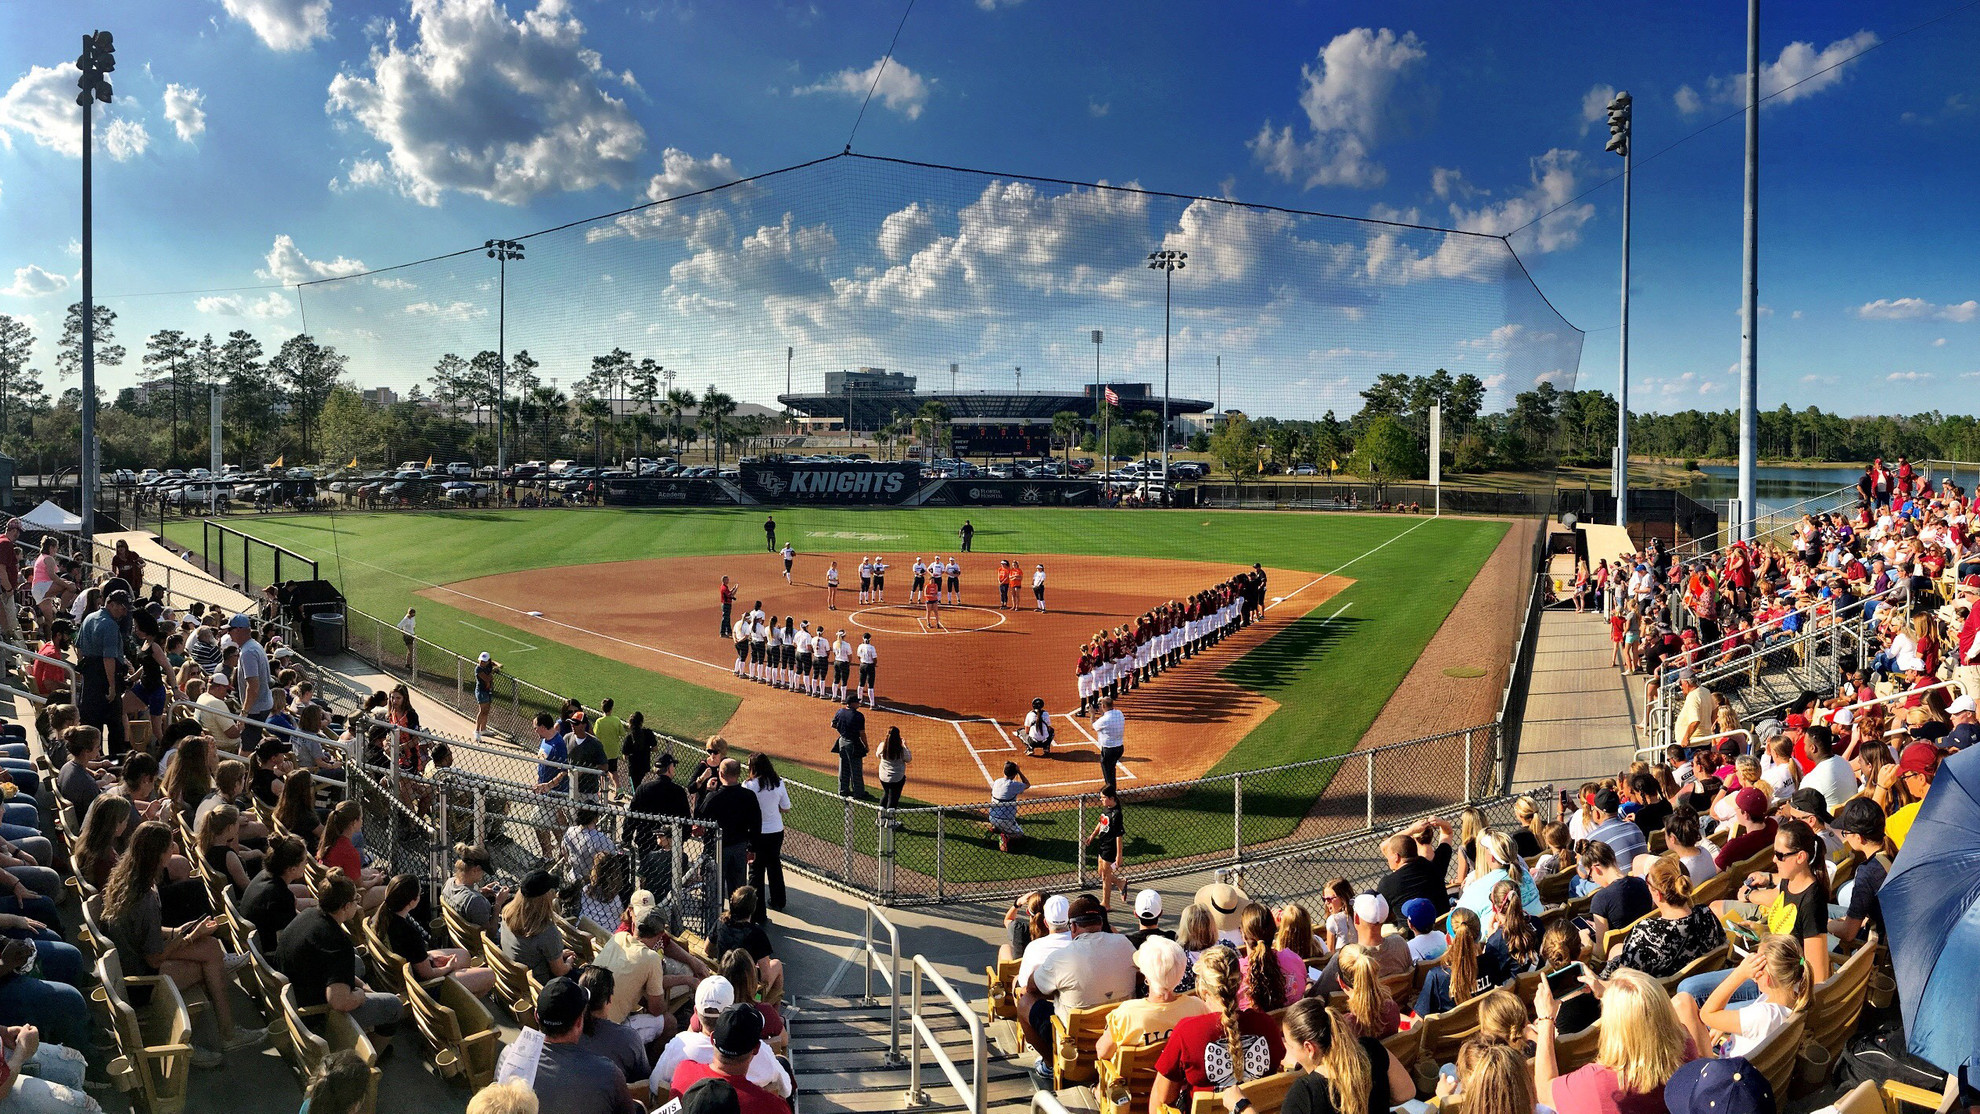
[1509,608,1642,794]
[96,528,257,614]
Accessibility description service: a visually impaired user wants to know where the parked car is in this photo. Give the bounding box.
[446,461,474,477]
[1292,464,1317,476]
[111,469,136,485]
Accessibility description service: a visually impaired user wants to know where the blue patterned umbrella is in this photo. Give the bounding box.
[1882,744,1980,1070]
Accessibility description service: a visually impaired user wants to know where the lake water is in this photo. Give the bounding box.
[1689,464,1866,506]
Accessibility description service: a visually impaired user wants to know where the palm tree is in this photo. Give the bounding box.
[663,388,696,455]
[1131,409,1161,470]
[578,396,612,465]
[700,387,737,467]
[1051,410,1083,471]
[917,399,951,461]
[529,385,568,458]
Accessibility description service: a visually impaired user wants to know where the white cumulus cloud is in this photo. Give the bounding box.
[0,64,148,160]
[327,0,646,205]
[1248,27,1429,190]
[1887,371,1932,382]
[1580,83,1616,135]
[795,58,931,120]
[1436,149,1595,254]
[404,300,487,320]
[196,292,296,318]
[1856,297,1978,322]
[221,0,333,51]
[1,265,68,297]
[1678,31,1880,113]
[257,234,367,285]
[163,84,207,142]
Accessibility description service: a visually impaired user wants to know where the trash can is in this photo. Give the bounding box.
[309,611,347,654]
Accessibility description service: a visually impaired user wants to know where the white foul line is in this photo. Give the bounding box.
[1265,515,1438,612]
[457,619,538,651]
[952,720,995,787]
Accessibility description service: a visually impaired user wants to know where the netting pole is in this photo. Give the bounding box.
[934,807,946,901]
[842,798,854,882]
[1364,753,1375,830]
[1232,774,1244,864]
[472,788,485,846]
[1076,795,1087,889]
[1463,731,1474,802]
[670,821,685,929]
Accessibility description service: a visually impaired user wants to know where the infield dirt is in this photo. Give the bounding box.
[423,550,1346,804]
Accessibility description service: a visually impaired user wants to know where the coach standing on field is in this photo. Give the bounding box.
[1093,696,1125,793]
[832,693,870,799]
[719,576,738,638]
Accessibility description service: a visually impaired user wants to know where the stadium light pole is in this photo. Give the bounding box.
[1607,90,1633,531]
[949,362,957,395]
[76,28,115,544]
[785,346,793,435]
[1736,0,1760,541]
[1148,249,1186,505]
[486,238,524,487]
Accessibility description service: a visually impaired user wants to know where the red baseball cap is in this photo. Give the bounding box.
[1734,787,1769,819]
[1898,742,1941,779]
[1784,713,1809,730]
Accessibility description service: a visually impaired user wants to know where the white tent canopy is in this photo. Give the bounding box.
[18,500,81,532]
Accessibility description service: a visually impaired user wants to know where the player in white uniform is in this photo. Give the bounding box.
[944,557,961,605]
[911,558,927,601]
[794,621,814,696]
[858,557,873,604]
[1031,564,1047,612]
[856,633,879,707]
[768,618,788,687]
[1021,696,1054,757]
[831,630,854,702]
[871,557,889,603]
[825,561,840,610]
[749,614,769,683]
[780,542,796,583]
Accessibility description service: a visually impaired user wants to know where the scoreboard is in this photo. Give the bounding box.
[949,421,1054,457]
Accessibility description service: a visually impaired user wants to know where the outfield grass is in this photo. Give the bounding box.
[166,507,1506,884]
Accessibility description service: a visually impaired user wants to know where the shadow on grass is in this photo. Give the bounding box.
[1219,613,1364,693]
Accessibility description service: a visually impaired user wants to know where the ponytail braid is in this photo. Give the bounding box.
[1197,947,1247,1085]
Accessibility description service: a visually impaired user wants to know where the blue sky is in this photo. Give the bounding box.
[0,0,1975,418]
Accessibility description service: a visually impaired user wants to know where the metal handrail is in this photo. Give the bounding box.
[0,684,46,707]
[0,640,78,685]
[905,954,987,1114]
[1829,679,1966,720]
[1033,1092,1077,1114]
[862,903,903,1065]
[1638,727,1751,765]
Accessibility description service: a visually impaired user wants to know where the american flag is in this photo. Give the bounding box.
[1104,387,1119,405]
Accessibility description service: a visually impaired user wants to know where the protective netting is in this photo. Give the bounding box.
[281,152,1581,475]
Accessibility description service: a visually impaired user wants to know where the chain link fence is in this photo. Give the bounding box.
[1234,787,1553,911]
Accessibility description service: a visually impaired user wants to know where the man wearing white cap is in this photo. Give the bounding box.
[1012,894,1074,1056]
[1024,893,1135,1078]
[1312,893,1412,988]
[1945,694,1979,753]
[196,672,243,741]
[1127,890,1172,948]
[474,652,502,737]
[648,976,791,1104]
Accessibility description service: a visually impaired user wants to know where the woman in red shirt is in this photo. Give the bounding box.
[1151,947,1283,1113]
[317,800,388,910]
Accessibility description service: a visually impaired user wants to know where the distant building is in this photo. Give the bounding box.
[129,376,178,408]
[360,387,398,407]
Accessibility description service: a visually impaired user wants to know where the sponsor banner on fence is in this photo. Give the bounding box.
[602,478,735,506]
[918,479,1102,507]
[741,462,920,504]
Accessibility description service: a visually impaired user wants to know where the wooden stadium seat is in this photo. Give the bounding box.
[357,917,411,995]
[1552,1021,1601,1074]
[1600,911,1652,960]
[1657,943,1729,996]
[1051,1001,1120,1087]
[1381,1026,1425,1095]
[1095,1038,1167,1114]
[1801,942,1877,1079]
[1180,1069,1300,1114]
[1691,869,1741,909]
[986,958,1021,1021]
[402,962,500,1091]
[438,897,486,956]
[553,914,595,965]
[1744,1011,1806,1099]
[1831,852,1860,891]
[1647,831,1669,855]
[1416,994,1487,1072]
[1831,1078,1957,1114]
[1535,871,1573,906]
[93,951,197,1114]
[481,938,541,1028]
[276,984,380,1114]
[1381,969,1415,1006]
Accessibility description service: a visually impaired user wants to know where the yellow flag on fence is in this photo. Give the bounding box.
[347,456,358,468]
[272,454,284,468]
[425,455,434,469]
